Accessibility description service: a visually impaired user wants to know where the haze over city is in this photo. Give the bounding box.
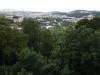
[0,0,100,12]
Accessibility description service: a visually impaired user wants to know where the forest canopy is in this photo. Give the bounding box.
[0,17,100,75]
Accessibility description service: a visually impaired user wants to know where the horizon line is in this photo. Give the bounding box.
[0,8,100,12]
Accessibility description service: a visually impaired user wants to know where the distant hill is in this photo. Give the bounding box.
[67,10,100,18]
[50,10,100,18]
[0,9,100,18]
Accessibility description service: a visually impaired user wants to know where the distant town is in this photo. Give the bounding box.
[0,9,100,28]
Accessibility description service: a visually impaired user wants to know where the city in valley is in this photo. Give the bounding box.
[1,9,99,29]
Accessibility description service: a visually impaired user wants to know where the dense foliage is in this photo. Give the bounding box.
[0,17,100,75]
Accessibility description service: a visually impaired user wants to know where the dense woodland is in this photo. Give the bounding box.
[0,16,100,75]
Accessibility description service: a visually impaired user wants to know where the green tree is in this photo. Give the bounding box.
[21,18,40,53]
[48,26,71,75]
[64,26,100,75]
[75,19,89,28]
[0,25,28,66]
[89,17,100,30]
[13,48,45,75]
[76,17,100,30]
[0,16,13,26]
[40,28,53,58]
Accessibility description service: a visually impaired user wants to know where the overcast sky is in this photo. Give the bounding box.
[0,0,100,12]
